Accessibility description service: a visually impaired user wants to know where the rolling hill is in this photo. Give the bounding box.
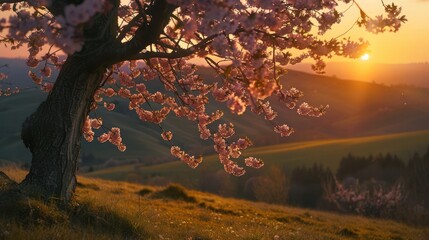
[86,130,429,190]
[1,65,429,167]
[1,166,427,240]
[289,62,429,88]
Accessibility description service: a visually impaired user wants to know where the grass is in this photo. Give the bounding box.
[1,166,428,240]
[86,130,429,189]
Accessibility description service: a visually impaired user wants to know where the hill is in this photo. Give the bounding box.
[0,58,60,88]
[289,62,429,88]
[1,64,429,166]
[1,166,427,240]
[86,130,429,189]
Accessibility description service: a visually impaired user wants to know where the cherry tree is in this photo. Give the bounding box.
[0,0,405,203]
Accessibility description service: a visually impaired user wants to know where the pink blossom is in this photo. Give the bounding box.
[161,131,173,141]
[297,102,329,117]
[245,157,264,168]
[26,58,39,68]
[227,95,246,115]
[41,82,54,92]
[274,124,294,137]
[28,71,42,85]
[104,88,116,97]
[104,102,116,111]
[40,66,52,77]
[98,133,111,143]
[170,146,202,169]
[0,73,8,80]
[90,118,102,129]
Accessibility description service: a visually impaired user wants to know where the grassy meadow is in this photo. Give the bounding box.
[1,166,428,240]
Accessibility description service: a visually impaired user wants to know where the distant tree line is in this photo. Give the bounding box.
[134,146,429,224]
[197,147,429,224]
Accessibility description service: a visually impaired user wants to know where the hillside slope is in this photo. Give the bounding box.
[289,62,429,88]
[1,68,429,166]
[1,167,427,240]
[86,130,429,189]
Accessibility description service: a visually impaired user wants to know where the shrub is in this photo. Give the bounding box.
[152,184,196,203]
[326,180,405,218]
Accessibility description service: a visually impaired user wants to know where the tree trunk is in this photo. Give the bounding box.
[20,56,106,203]
[16,0,172,203]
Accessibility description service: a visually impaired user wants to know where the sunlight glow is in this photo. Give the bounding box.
[360,53,370,61]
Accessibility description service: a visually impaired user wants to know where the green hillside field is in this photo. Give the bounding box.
[1,166,427,240]
[86,130,429,188]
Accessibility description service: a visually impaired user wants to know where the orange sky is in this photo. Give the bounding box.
[326,0,429,64]
[0,0,428,64]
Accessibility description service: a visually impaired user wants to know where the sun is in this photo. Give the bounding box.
[360,53,370,61]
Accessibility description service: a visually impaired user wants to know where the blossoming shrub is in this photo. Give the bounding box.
[327,181,405,218]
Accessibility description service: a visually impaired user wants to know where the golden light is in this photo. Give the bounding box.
[360,53,370,61]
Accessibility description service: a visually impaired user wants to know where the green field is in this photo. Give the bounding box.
[87,130,429,188]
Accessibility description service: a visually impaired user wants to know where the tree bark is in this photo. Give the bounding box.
[15,0,121,203]
[20,56,105,203]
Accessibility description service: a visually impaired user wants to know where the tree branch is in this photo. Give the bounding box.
[128,34,219,60]
[116,13,144,41]
[129,50,192,60]
[107,0,177,63]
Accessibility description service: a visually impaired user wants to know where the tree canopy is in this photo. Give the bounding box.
[0,0,406,200]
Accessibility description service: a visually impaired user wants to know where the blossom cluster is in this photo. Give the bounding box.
[212,124,254,176]
[2,0,105,55]
[98,127,127,152]
[0,73,7,81]
[63,0,105,26]
[0,0,108,95]
[277,88,304,109]
[82,115,126,152]
[0,87,19,96]
[358,3,406,34]
[170,146,202,168]
[274,124,294,137]
[297,102,329,117]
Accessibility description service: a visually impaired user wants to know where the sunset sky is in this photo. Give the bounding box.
[327,0,429,64]
[0,0,428,64]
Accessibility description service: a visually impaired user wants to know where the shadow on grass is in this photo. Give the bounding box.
[337,227,359,238]
[274,216,312,225]
[68,201,146,239]
[136,187,153,196]
[0,171,147,239]
[198,202,239,216]
[76,182,101,191]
